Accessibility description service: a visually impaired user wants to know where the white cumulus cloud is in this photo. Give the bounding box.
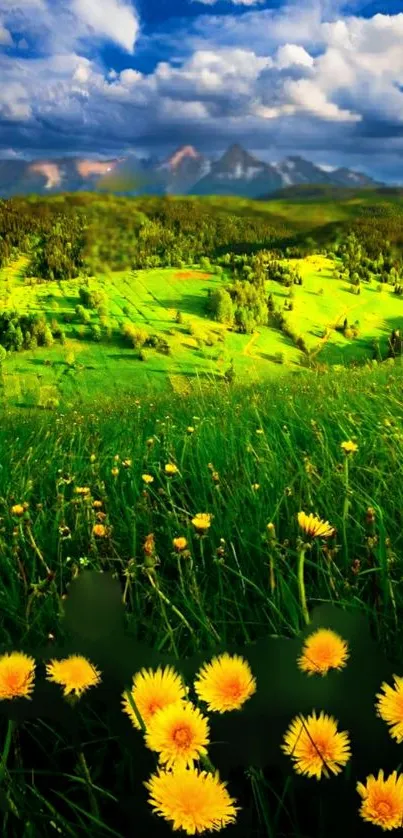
[71,0,139,53]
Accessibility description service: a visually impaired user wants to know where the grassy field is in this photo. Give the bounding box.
[0,361,403,835]
[0,254,402,408]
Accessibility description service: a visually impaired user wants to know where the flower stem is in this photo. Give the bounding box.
[0,719,15,784]
[342,457,350,567]
[124,688,147,734]
[78,750,99,819]
[297,545,310,625]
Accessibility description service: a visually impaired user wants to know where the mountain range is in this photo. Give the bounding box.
[0,144,385,199]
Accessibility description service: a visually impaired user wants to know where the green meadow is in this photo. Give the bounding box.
[1,191,403,836]
[0,362,403,835]
[0,252,401,408]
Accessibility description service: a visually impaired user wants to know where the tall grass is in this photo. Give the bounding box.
[0,360,403,835]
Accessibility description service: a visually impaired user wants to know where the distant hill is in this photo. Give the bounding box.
[0,144,386,198]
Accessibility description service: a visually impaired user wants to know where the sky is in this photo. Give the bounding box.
[0,0,403,182]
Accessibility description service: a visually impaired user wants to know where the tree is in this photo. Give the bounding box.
[208,289,234,326]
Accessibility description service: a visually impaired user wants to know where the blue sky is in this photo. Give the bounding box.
[0,0,402,181]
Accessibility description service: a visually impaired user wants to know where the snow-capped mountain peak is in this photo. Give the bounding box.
[0,143,385,198]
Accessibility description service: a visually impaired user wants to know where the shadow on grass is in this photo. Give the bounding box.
[258,352,288,364]
[155,294,209,318]
[28,359,66,367]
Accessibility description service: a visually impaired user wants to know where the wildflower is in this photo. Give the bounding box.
[357,770,403,831]
[251,483,260,491]
[92,524,108,538]
[376,676,403,743]
[297,629,349,676]
[281,711,351,779]
[114,454,120,462]
[192,513,212,534]
[146,438,155,447]
[256,428,264,435]
[143,533,156,557]
[298,511,335,539]
[74,487,91,495]
[111,467,119,477]
[173,537,188,552]
[267,522,276,539]
[0,652,36,700]
[145,701,209,769]
[304,457,317,477]
[11,504,25,516]
[187,426,195,434]
[351,558,361,575]
[90,454,96,462]
[211,471,220,484]
[122,666,186,730]
[165,463,179,476]
[92,500,103,509]
[142,474,154,485]
[194,653,256,713]
[45,655,101,698]
[341,440,358,455]
[366,507,376,524]
[58,525,71,539]
[145,765,238,835]
[122,459,132,468]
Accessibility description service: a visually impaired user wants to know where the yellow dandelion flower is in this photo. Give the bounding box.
[376,676,403,743]
[92,523,108,538]
[165,463,179,476]
[145,765,239,835]
[297,628,349,676]
[142,474,154,484]
[251,483,260,491]
[194,653,256,713]
[111,467,119,477]
[297,511,335,539]
[256,428,264,435]
[74,487,91,495]
[173,537,188,552]
[92,500,103,509]
[143,533,155,557]
[0,652,36,700]
[191,513,212,534]
[145,701,209,769]
[357,770,403,831]
[90,454,96,462]
[187,426,195,434]
[146,438,155,447]
[281,710,351,779]
[341,440,358,455]
[122,666,186,730]
[122,459,132,468]
[10,504,25,516]
[45,655,101,698]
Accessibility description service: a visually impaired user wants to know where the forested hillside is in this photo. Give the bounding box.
[1,190,403,280]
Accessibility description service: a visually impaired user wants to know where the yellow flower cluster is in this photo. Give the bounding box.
[122,654,256,833]
[0,652,100,701]
[288,626,403,830]
[4,616,403,833]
